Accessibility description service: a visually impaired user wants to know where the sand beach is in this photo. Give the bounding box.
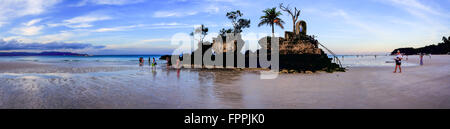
[0,55,449,109]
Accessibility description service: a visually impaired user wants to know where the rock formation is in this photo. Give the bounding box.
[163,20,344,73]
[257,20,344,73]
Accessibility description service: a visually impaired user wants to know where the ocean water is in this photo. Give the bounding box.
[0,55,164,66]
[0,55,418,68]
[330,55,418,67]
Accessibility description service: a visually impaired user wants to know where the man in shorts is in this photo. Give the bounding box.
[394,50,403,73]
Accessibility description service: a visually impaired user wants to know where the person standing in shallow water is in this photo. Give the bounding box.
[393,50,403,73]
[139,57,144,66]
[152,57,156,66]
[148,57,152,65]
[166,57,171,68]
[420,53,424,66]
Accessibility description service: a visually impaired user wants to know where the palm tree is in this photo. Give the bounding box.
[258,7,285,37]
[443,36,449,44]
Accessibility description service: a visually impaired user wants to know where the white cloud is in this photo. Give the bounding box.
[93,24,143,32]
[68,23,94,28]
[384,0,445,16]
[153,11,199,18]
[0,22,6,27]
[329,10,387,37]
[205,5,220,14]
[11,26,44,36]
[140,38,171,43]
[378,0,449,42]
[152,0,228,18]
[5,30,82,43]
[2,36,32,43]
[37,31,76,43]
[151,22,187,26]
[10,19,46,36]
[148,23,194,29]
[75,0,146,6]
[66,15,111,24]
[48,15,112,28]
[0,0,61,27]
[91,22,194,32]
[23,18,43,26]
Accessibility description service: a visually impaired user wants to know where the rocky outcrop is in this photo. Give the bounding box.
[256,30,344,73]
[161,25,344,73]
[279,40,322,55]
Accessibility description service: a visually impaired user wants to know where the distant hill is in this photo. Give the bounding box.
[0,51,89,56]
[392,36,450,55]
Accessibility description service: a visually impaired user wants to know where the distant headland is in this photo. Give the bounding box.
[0,51,89,56]
[392,36,450,55]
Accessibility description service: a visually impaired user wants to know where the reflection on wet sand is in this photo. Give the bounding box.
[209,70,245,108]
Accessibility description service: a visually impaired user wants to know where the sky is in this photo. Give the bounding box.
[0,0,449,55]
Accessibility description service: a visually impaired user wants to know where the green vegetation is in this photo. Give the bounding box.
[225,10,251,35]
[190,24,209,44]
[392,36,450,55]
[279,3,301,33]
[258,7,284,37]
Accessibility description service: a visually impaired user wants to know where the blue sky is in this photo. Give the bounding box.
[0,0,449,55]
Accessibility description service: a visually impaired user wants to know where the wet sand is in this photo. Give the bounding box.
[0,55,449,109]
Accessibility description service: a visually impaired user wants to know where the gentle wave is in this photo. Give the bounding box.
[16,59,39,62]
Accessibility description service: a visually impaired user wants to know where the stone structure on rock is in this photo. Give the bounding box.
[259,20,322,55]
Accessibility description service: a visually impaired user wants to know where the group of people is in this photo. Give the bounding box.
[393,50,428,73]
[139,57,157,67]
[139,53,426,74]
[139,56,181,69]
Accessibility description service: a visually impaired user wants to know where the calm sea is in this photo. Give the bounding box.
[0,55,163,66]
[0,55,417,67]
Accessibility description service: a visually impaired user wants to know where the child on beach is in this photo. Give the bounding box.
[393,51,402,73]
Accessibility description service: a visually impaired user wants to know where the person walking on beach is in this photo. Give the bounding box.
[420,53,424,66]
[393,50,403,73]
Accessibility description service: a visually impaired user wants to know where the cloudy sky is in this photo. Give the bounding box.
[0,0,449,55]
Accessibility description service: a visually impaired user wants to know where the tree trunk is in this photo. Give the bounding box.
[292,19,296,33]
[271,23,275,37]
